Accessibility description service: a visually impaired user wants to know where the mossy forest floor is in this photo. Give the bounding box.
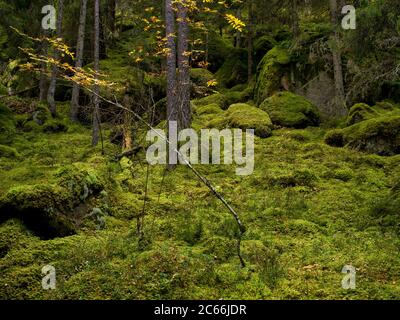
[1,101,400,300]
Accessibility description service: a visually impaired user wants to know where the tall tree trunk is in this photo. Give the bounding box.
[39,29,49,102]
[70,0,88,122]
[177,0,191,130]
[122,93,133,151]
[47,0,64,118]
[92,0,101,147]
[291,0,300,38]
[165,0,177,169]
[247,0,254,82]
[329,0,347,117]
[107,0,116,35]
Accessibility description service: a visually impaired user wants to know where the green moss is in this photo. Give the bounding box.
[42,120,69,133]
[33,103,51,125]
[215,48,248,88]
[347,103,379,126]
[265,168,318,188]
[202,236,237,262]
[0,144,20,159]
[260,91,320,128]
[193,93,229,110]
[190,68,215,87]
[342,115,400,155]
[226,103,273,138]
[0,83,7,95]
[254,47,291,104]
[110,192,141,220]
[324,129,344,147]
[195,103,223,116]
[0,102,16,145]
[0,165,105,238]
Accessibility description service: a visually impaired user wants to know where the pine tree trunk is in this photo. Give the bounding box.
[166,0,177,169]
[329,0,347,117]
[92,0,101,147]
[47,0,64,118]
[39,29,49,102]
[177,0,191,130]
[70,0,87,122]
[247,0,254,82]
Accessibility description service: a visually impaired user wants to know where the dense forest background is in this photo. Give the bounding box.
[0,0,399,299]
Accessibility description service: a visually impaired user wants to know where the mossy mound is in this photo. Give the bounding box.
[346,101,400,126]
[254,47,291,105]
[265,168,318,188]
[0,102,16,145]
[227,103,273,137]
[347,103,378,126]
[0,165,105,238]
[190,68,215,87]
[42,120,69,133]
[259,91,320,128]
[195,103,224,116]
[193,86,253,112]
[0,144,20,159]
[193,93,229,110]
[325,115,400,155]
[216,48,248,88]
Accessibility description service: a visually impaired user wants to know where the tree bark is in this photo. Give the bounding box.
[165,0,177,169]
[177,0,191,130]
[92,0,101,147]
[39,29,49,102]
[47,0,64,118]
[70,0,87,122]
[247,0,254,82]
[329,0,347,117]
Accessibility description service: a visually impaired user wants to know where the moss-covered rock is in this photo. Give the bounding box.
[226,103,273,138]
[254,47,291,104]
[216,48,248,88]
[190,68,215,87]
[346,101,400,126]
[42,120,69,133]
[347,103,379,126]
[0,102,16,145]
[343,115,400,155]
[193,93,229,110]
[0,165,105,238]
[259,91,320,128]
[325,115,400,155]
[0,144,20,159]
[195,103,224,116]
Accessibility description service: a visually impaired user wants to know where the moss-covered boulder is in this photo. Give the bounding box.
[195,103,224,116]
[216,48,248,88]
[42,119,69,133]
[259,91,320,128]
[346,101,400,126]
[190,68,215,87]
[0,165,105,238]
[193,93,229,110]
[254,47,291,104]
[347,103,379,126]
[219,103,273,138]
[325,115,400,155]
[0,103,16,145]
